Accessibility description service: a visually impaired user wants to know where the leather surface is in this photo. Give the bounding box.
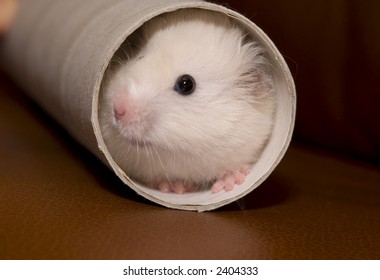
[1,74,379,259]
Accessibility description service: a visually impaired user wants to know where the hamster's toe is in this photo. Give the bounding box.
[150,181,197,194]
[211,165,251,194]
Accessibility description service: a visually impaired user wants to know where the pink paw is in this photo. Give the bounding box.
[149,181,197,194]
[211,165,251,194]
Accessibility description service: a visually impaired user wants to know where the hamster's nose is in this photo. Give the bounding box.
[113,105,126,120]
[112,95,153,132]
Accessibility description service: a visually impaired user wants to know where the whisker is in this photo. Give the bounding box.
[151,144,172,185]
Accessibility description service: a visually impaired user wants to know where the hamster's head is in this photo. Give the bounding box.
[102,10,275,182]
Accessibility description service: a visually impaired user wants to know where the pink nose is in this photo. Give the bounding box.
[113,104,126,120]
[112,92,153,135]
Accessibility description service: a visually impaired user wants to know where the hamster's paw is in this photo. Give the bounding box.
[211,165,251,194]
[149,181,197,194]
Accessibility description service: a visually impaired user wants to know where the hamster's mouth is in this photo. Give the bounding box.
[127,138,154,148]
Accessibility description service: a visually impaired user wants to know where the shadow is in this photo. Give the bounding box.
[217,175,294,212]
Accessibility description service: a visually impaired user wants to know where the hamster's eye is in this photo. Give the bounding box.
[174,74,196,96]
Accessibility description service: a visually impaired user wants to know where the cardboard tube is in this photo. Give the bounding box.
[0,0,296,211]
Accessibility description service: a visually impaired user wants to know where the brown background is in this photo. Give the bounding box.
[0,0,379,259]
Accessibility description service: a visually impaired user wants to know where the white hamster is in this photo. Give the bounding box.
[99,9,275,194]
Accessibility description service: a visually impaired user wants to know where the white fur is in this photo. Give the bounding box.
[99,9,275,186]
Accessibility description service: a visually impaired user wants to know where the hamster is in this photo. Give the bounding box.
[99,9,275,194]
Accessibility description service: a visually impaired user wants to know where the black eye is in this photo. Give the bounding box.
[174,74,196,95]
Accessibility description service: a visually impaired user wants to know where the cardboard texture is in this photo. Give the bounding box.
[0,0,296,211]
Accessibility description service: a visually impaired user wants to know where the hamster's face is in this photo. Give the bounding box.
[107,15,269,153]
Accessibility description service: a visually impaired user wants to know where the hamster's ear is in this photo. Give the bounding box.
[238,39,275,99]
[239,60,274,101]
[255,65,275,99]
